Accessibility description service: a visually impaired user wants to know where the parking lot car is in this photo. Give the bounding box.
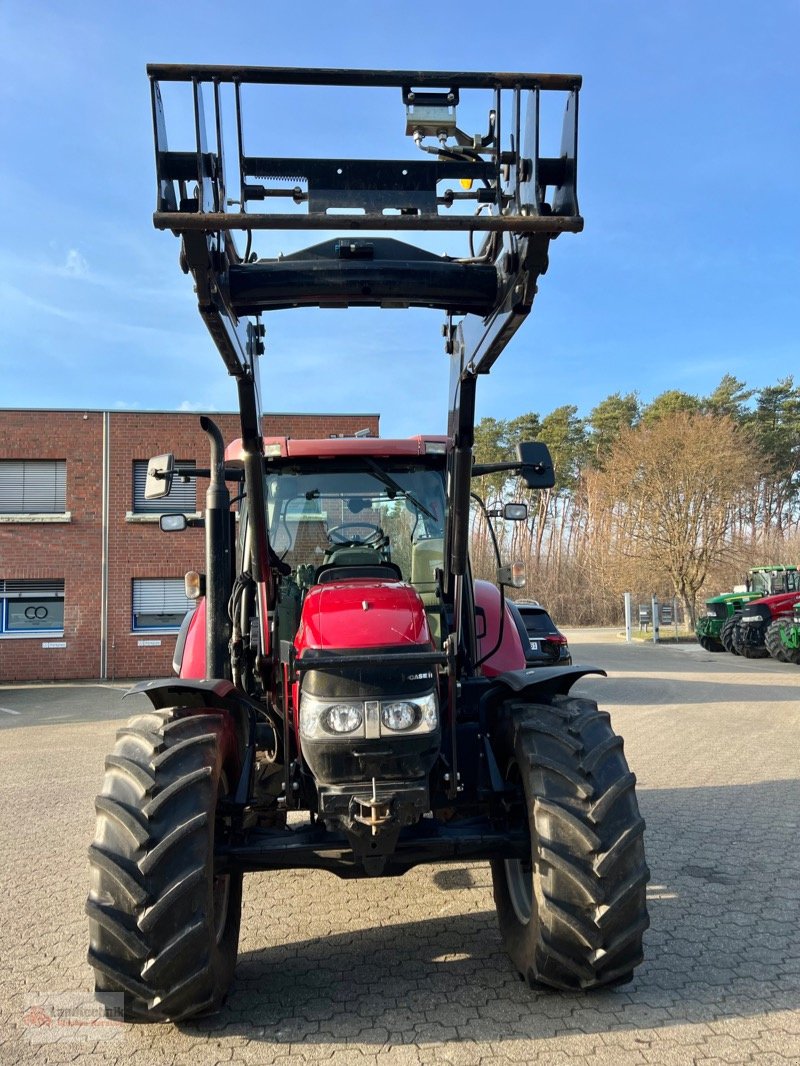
[508,600,573,666]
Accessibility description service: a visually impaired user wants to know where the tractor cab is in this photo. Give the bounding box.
[748,565,800,596]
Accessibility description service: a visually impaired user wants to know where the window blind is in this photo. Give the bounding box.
[0,461,66,513]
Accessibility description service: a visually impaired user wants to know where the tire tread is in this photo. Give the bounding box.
[87,706,242,1021]
[492,695,649,991]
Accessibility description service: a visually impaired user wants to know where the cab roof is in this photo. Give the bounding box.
[224,435,449,462]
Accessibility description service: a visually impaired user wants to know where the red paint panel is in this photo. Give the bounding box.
[747,591,800,615]
[474,579,526,676]
[180,597,206,679]
[295,580,431,654]
[225,435,449,462]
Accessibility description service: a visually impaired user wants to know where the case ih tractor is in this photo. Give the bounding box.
[732,584,800,659]
[696,566,799,652]
[87,66,648,1021]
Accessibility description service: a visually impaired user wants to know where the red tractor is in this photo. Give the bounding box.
[733,588,800,658]
[87,66,648,1021]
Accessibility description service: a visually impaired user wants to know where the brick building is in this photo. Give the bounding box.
[0,409,379,682]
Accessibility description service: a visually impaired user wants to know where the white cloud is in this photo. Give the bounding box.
[64,248,89,277]
[177,400,205,412]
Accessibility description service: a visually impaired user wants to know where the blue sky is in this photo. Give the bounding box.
[1,1,798,438]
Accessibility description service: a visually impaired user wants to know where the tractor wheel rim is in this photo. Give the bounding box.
[502,757,533,926]
[504,858,533,925]
[213,874,230,945]
[213,769,231,945]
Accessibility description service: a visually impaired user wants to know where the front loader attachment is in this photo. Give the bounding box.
[148,63,584,662]
[149,65,581,378]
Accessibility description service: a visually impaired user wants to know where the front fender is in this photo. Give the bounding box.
[124,677,281,764]
[125,676,238,711]
[489,665,606,703]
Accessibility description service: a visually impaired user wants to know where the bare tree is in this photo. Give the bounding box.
[583,413,758,627]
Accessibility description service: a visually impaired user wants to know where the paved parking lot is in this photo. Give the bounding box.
[1,631,799,1065]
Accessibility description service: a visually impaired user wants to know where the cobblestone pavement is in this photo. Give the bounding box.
[1,632,798,1065]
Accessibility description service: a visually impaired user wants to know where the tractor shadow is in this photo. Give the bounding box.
[180,778,800,1044]
[569,639,800,679]
[573,674,800,706]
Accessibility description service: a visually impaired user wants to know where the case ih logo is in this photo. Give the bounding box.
[407,671,433,682]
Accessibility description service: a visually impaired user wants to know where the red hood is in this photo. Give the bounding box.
[295,579,431,654]
[745,592,800,616]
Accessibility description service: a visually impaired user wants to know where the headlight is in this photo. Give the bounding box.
[381,693,438,733]
[300,694,365,740]
[382,701,419,732]
[323,703,364,734]
[299,690,438,740]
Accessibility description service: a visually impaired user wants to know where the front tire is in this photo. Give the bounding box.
[734,622,769,659]
[491,696,649,990]
[765,619,791,663]
[766,619,800,665]
[697,633,724,652]
[87,708,243,1021]
[720,616,740,654]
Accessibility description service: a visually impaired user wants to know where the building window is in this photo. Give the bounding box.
[0,460,66,514]
[0,580,65,636]
[132,460,196,514]
[132,579,194,631]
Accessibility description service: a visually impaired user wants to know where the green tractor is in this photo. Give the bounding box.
[696,566,799,653]
[765,604,800,665]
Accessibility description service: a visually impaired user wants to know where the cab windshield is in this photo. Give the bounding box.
[265,462,445,591]
[751,569,800,595]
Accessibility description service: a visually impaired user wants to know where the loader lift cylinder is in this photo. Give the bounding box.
[200,415,232,680]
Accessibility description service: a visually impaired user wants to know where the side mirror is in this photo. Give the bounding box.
[159,513,187,532]
[497,562,526,588]
[516,442,555,490]
[145,453,174,500]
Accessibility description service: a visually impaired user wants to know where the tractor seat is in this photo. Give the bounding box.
[323,546,383,567]
[315,562,403,584]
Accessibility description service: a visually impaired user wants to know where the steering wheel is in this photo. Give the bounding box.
[326,522,385,547]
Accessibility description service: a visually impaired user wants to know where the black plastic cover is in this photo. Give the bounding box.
[226,238,498,315]
[302,644,437,699]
